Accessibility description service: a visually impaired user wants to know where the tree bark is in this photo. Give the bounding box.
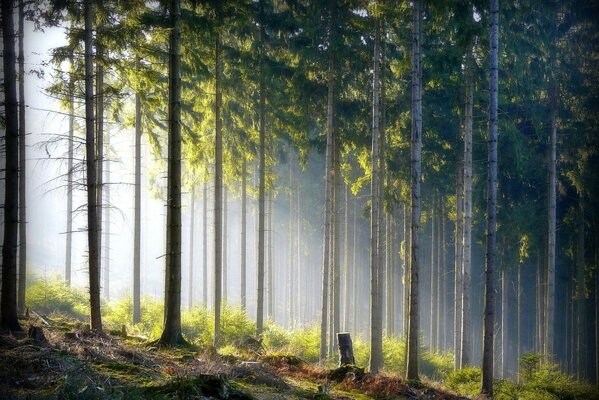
[17,0,27,314]
[96,44,104,296]
[439,202,446,350]
[369,13,383,375]
[430,195,438,351]
[159,0,183,345]
[133,93,142,324]
[343,185,350,331]
[267,190,274,320]
[203,181,208,306]
[84,0,102,332]
[103,130,110,301]
[1,0,21,331]
[188,186,196,310]
[223,187,228,302]
[332,141,341,352]
[214,21,224,345]
[66,68,75,287]
[406,0,422,381]
[241,158,247,311]
[482,0,499,393]
[501,266,508,378]
[576,200,586,379]
[454,158,463,369]
[320,0,335,362]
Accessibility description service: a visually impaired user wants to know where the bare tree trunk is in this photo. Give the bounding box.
[256,0,267,336]
[267,191,274,320]
[343,184,350,331]
[430,195,438,351]
[103,132,110,301]
[223,187,228,302]
[461,44,474,368]
[439,202,446,350]
[214,22,224,345]
[352,195,358,332]
[406,0,422,380]
[188,186,196,310]
[501,266,508,378]
[320,0,336,362]
[202,181,208,306]
[454,160,463,369]
[96,44,104,296]
[133,93,142,324]
[576,201,586,379]
[482,0,499,392]
[241,158,247,311]
[66,70,75,287]
[17,0,27,313]
[1,0,22,331]
[369,14,383,375]
[332,142,341,352]
[159,0,183,345]
[83,0,102,332]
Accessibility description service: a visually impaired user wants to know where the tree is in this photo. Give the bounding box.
[84,0,102,332]
[159,0,184,345]
[481,0,499,394]
[406,0,422,381]
[369,10,383,374]
[65,67,75,287]
[241,157,247,311]
[17,0,27,314]
[133,93,142,324]
[1,0,22,331]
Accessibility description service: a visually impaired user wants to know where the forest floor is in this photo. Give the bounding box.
[0,314,469,400]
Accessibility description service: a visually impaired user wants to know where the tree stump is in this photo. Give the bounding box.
[27,325,47,343]
[337,332,355,366]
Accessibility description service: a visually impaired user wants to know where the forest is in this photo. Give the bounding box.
[1,0,598,398]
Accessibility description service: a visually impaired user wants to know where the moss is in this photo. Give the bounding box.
[145,374,254,400]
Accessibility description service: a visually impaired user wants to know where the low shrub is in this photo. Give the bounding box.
[444,366,481,396]
[26,276,89,319]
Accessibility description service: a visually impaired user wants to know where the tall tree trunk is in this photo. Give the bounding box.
[461,44,474,368]
[430,195,438,351]
[159,0,183,345]
[17,0,27,313]
[439,202,446,350]
[267,191,274,320]
[188,186,196,310]
[203,181,208,306]
[576,200,586,379]
[133,93,142,324]
[454,158,463,369]
[83,0,102,332]
[332,142,341,352]
[406,0,422,381]
[65,70,75,286]
[241,158,247,311]
[96,44,104,295]
[481,0,499,392]
[1,0,21,331]
[223,187,228,302]
[103,132,110,301]
[501,266,508,378]
[352,195,358,332]
[214,21,224,345]
[320,0,335,362]
[517,264,522,373]
[369,13,383,375]
[343,185,350,331]
[256,0,267,336]
[546,3,558,355]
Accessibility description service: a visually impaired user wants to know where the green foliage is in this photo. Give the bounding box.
[444,367,482,396]
[26,277,89,319]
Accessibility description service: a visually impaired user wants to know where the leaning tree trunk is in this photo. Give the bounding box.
[482,0,499,393]
[133,93,142,324]
[214,23,224,345]
[320,0,336,362]
[83,0,102,332]
[461,44,474,368]
[1,0,21,331]
[406,0,422,381]
[241,157,247,311]
[256,0,267,336]
[369,14,383,375]
[159,0,183,345]
[17,0,27,313]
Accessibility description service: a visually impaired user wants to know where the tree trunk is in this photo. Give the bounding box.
[133,93,142,324]
[188,186,196,310]
[438,202,446,350]
[256,0,266,336]
[267,190,274,320]
[17,0,27,313]
[203,181,208,306]
[406,0,422,381]
[461,44,474,368]
[103,131,110,301]
[66,69,75,287]
[430,195,437,351]
[482,0,499,392]
[369,14,383,375]
[159,0,183,345]
[84,0,102,332]
[352,195,358,332]
[241,158,247,311]
[320,0,335,362]
[501,266,508,378]
[214,22,224,345]
[454,158,463,369]
[576,200,586,379]
[96,44,104,296]
[223,187,228,302]
[338,333,356,366]
[343,185,350,332]
[332,141,341,352]
[1,0,21,331]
